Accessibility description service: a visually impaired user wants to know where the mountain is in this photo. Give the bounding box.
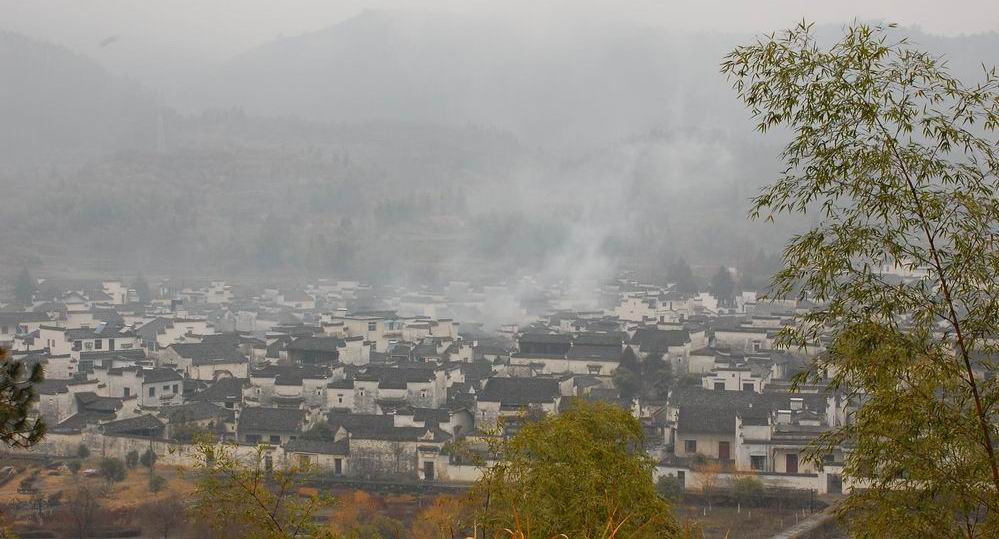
[194,10,750,150]
[195,12,999,151]
[0,31,156,169]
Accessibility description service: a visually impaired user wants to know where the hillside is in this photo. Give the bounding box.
[0,31,157,169]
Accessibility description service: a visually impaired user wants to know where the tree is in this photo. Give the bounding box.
[140,447,157,475]
[641,353,673,401]
[132,274,152,304]
[656,474,685,501]
[612,347,642,402]
[98,457,126,493]
[410,494,473,539]
[694,461,722,511]
[126,449,139,469]
[148,474,167,493]
[62,484,101,539]
[67,460,81,477]
[140,498,186,539]
[77,443,90,459]
[190,441,334,539]
[732,475,764,509]
[668,257,697,295]
[474,399,679,538]
[14,268,34,305]
[709,266,735,305]
[722,21,999,536]
[0,348,45,448]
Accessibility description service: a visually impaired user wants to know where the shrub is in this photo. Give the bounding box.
[148,474,167,493]
[77,444,90,459]
[657,474,685,501]
[125,450,139,469]
[732,475,765,508]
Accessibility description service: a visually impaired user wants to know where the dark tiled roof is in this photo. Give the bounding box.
[285,437,349,455]
[75,392,123,413]
[169,343,247,366]
[0,312,50,326]
[190,377,247,403]
[630,329,690,353]
[51,412,105,433]
[101,414,164,435]
[287,336,343,353]
[479,377,559,405]
[566,344,622,361]
[239,407,305,433]
[141,368,183,384]
[677,406,736,434]
[160,402,235,423]
[518,333,573,345]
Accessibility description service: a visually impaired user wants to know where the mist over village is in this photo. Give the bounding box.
[1,2,998,538]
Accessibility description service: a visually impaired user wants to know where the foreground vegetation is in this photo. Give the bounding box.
[724,21,999,537]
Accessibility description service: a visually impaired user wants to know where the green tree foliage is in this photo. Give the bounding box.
[612,347,642,402]
[709,266,735,305]
[125,449,139,469]
[656,474,685,501]
[67,460,81,476]
[668,257,698,295]
[641,354,673,401]
[723,21,999,536]
[77,443,90,459]
[190,441,334,539]
[140,447,157,472]
[148,474,166,493]
[731,475,764,508]
[98,457,126,491]
[14,268,34,305]
[474,400,679,538]
[0,348,45,447]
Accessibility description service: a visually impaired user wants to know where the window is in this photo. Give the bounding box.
[172,384,179,393]
[684,440,697,453]
[84,342,93,351]
[94,339,102,350]
[123,387,130,397]
[163,385,170,391]
[743,383,755,392]
[367,322,377,332]
[337,394,344,404]
[269,435,281,444]
[246,434,260,444]
[264,456,273,472]
[751,455,766,470]
[148,386,156,397]
[1,326,8,334]
[713,382,725,391]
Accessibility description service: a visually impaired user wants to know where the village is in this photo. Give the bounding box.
[0,271,867,505]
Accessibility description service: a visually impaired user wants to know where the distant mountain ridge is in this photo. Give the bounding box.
[194,11,999,149]
[0,31,157,169]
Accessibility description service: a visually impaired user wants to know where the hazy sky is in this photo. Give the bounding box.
[6,1,999,57]
[4,0,998,87]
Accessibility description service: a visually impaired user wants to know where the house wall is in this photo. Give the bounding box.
[675,432,735,460]
[346,438,419,480]
[142,379,183,407]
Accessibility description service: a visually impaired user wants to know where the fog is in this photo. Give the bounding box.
[2,0,998,300]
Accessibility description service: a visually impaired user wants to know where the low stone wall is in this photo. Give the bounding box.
[9,431,286,469]
[656,464,827,494]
